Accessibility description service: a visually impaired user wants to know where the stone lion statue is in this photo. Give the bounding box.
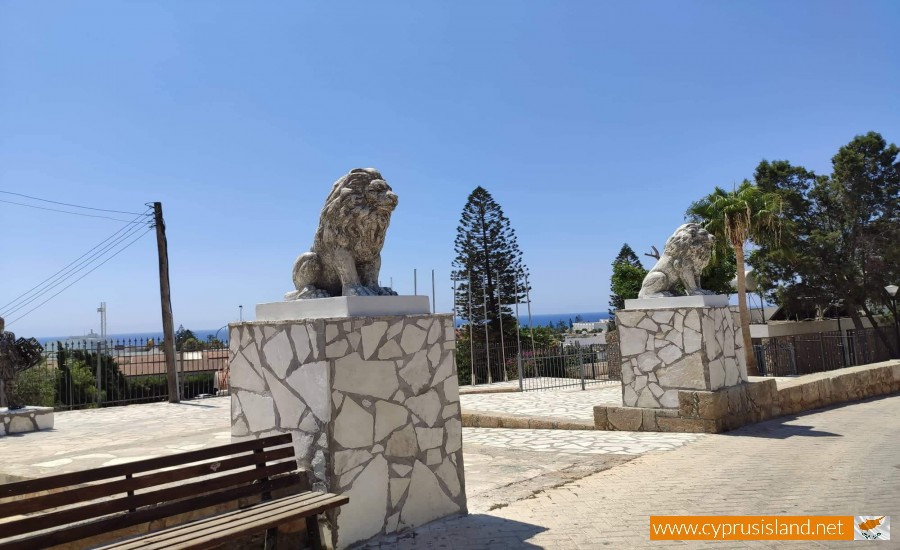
[286,168,399,300]
[638,223,715,298]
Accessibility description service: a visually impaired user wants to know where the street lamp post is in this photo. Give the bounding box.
[886,285,899,358]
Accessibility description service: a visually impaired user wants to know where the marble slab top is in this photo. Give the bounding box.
[256,295,432,321]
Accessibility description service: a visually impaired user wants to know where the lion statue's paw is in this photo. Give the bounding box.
[374,286,398,296]
[290,286,332,300]
[343,285,380,297]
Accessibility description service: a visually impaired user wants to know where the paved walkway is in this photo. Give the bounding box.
[0,399,233,482]
[366,394,900,548]
[0,394,695,488]
[460,383,621,422]
[465,428,698,455]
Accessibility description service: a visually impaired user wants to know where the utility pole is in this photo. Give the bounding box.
[97,302,107,339]
[153,202,179,404]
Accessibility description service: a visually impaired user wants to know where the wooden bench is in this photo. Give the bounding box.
[0,434,347,549]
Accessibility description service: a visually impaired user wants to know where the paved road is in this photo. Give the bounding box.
[366,395,900,549]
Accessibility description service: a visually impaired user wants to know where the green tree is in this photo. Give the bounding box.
[452,187,529,382]
[688,181,784,375]
[749,133,900,355]
[698,246,737,296]
[175,325,198,351]
[608,244,647,330]
[56,345,126,407]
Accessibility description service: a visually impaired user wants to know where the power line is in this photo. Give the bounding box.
[0,198,149,223]
[5,227,154,327]
[0,208,153,314]
[0,190,145,215]
[0,220,151,318]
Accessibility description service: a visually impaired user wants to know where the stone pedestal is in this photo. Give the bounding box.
[1,406,54,437]
[229,303,465,549]
[615,296,747,409]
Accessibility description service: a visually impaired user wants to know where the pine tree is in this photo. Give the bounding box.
[452,187,528,332]
[608,244,647,329]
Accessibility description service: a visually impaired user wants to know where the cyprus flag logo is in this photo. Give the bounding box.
[854,516,889,540]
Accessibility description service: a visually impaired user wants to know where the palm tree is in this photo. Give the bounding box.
[688,180,783,376]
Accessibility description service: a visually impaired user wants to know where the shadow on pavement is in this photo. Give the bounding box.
[369,514,547,548]
[724,394,900,439]
[732,421,841,439]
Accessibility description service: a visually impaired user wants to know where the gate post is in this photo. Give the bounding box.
[577,345,585,390]
[516,352,524,391]
[95,342,102,407]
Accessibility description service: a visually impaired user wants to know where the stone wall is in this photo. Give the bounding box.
[229,313,465,549]
[595,360,900,433]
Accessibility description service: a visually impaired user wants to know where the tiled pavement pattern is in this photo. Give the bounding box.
[460,383,622,422]
[0,392,688,482]
[0,398,233,481]
[464,427,700,455]
[364,395,900,549]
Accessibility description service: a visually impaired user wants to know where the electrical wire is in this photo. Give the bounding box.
[4,227,154,327]
[0,208,153,314]
[0,221,151,318]
[0,190,145,215]
[0,198,149,223]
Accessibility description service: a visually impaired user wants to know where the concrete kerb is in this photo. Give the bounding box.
[594,360,900,433]
[462,412,595,431]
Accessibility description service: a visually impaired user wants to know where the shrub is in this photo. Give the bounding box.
[11,364,59,407]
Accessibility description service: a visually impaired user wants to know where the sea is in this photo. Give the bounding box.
[456,311,610,328]
[37,311,611,345]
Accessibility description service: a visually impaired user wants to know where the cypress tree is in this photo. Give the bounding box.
[452,187,529,333]
[608,244,647,329]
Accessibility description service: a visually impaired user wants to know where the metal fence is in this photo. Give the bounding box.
[753,327,898,377]
[463,342,621,391]
[9,338,230,411]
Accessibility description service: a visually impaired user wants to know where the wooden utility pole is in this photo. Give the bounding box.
[153,202,179,403]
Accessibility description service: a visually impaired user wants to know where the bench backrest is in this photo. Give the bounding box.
[0,434,303,550]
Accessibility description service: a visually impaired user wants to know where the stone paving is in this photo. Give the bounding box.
[0,398,233,482]
[460,383,621,422]
[363,394,900,548]
[5,390,890,548]
[0,392,693,484]
[465,427,699,455]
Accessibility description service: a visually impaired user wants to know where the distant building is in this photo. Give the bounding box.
[572,320,608,332]
[564,333,607,347]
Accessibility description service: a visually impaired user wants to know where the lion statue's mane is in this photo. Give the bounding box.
[637,223,715,298]
[287,168,399,299]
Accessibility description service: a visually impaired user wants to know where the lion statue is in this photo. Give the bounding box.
[638,223,716,298]
[286,168,399,300]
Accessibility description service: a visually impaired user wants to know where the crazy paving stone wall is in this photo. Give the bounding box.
[229,313,465,549]
[616,305,747,408]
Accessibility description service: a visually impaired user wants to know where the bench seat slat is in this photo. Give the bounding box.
[0,446,295,519]
[101,492,348,550]
[0,434,293,499]
[0,473,306,550]
[140,495,348,550]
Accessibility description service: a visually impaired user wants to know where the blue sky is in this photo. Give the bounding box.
[1,1,898,336]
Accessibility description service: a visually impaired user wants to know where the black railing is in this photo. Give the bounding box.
[10,338,230,410]
[753,327,898,377]
[463,342,620,391]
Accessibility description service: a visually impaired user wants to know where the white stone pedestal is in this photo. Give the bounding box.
[1,406,54,436]
[229,309,465,549]
[615,297,747,409]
